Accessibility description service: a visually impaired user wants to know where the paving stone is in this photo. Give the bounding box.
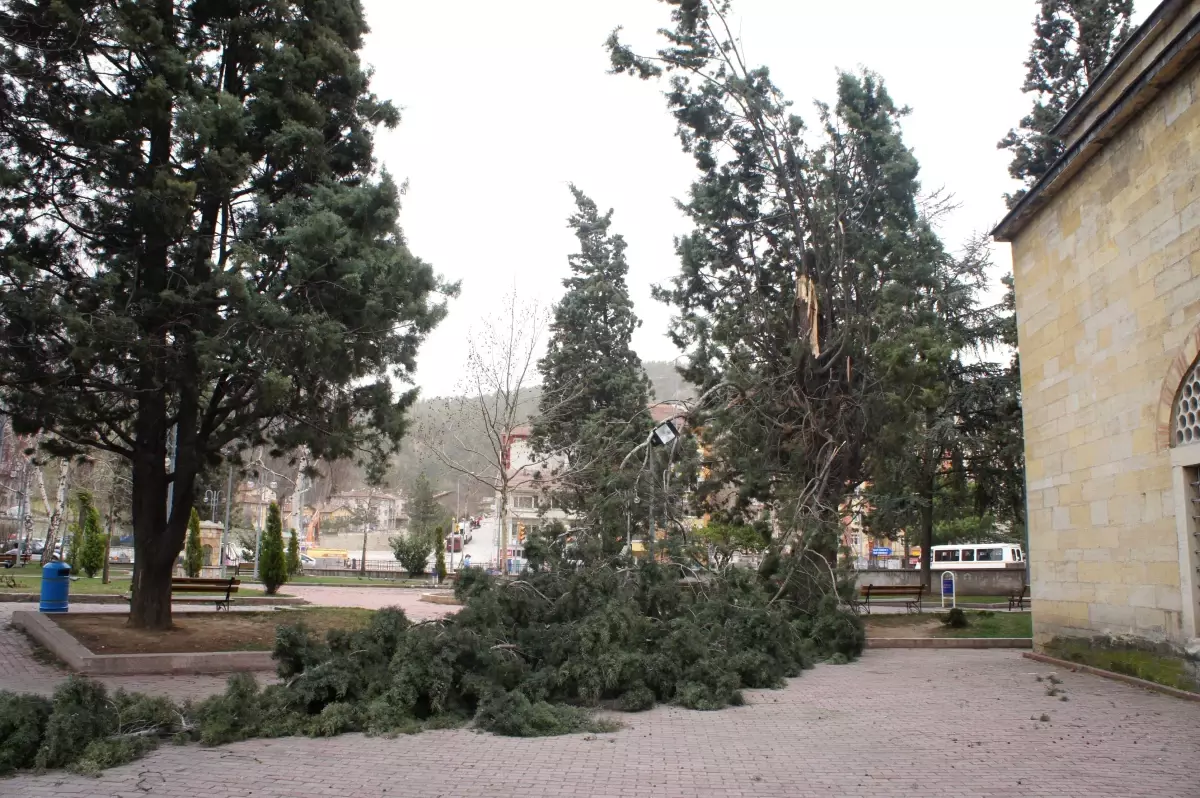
[0,606,1197,798]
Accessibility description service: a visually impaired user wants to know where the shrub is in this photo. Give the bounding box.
[474,690,598,737]
[259,503,288,595]
[77,497,107,579]
[71,737,156,777]
[35,677,117,770]
[184,507,204,578]
[943,607,969,628]
[390,532,432,576]
[287,529,301,576]
[617,684,655,712]
[0,692,52,774]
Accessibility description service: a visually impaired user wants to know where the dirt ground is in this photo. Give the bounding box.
[53,608,373,654]
[863,616,945,638]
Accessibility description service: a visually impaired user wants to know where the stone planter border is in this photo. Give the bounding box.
[11,610,274,675]
[866,637,1032,649]
[0,593,307,606]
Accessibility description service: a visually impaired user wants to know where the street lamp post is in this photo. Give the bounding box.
[204,488,225,523]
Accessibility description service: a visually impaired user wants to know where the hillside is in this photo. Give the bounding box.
[386,360,695,508]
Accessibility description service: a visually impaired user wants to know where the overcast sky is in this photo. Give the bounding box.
[360,1,1150,399]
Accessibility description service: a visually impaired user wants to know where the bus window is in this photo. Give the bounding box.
[976,548,1003,562]
[934,549,960,562]
[961,549,975,562]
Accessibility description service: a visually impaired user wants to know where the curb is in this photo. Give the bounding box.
[0,593,307,606]
[1022,651,1200,703]
[867,637,1032,649]
[419,593,463,606]
[11,611,274,675]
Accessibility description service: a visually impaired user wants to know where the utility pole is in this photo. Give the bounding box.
[647,448,655,561]
[220,462,233,578]
[102,493,115,585]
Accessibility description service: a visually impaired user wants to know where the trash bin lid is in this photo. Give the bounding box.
[42,561,71,577]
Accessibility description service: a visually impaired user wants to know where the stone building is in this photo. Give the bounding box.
[993,0,1200,651]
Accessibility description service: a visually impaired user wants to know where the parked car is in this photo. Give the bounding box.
[299,554,316,567]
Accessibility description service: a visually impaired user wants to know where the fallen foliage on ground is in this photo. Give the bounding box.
[0,559,862,774]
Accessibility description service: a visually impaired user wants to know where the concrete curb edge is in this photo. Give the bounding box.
[866,637,1033,649]
[11,610,274,675]
[1022,651,1200,703]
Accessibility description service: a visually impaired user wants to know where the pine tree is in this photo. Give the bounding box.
[260,503,288,595]
[999,0,1135,207]
[0,1,453,629]
[184,508,204,578]
[531,187,651,551]
[287,529,301,576]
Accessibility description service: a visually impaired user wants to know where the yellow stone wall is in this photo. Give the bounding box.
[1011,54,1200,647]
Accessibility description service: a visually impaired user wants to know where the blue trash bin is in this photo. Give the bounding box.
[40,561,71,613]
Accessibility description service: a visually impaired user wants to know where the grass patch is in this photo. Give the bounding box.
[1046,638,1198,692]
[863,610,1031,639]
[0,572,266,597]
[53,607,374,654]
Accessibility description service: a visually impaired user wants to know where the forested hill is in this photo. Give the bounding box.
[384,361,695,507]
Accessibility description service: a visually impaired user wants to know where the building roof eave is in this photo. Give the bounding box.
[993,5,1200,243]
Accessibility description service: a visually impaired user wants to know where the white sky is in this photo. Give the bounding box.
[361,1,1151,398]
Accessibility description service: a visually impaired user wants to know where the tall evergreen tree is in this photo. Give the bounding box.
[406,473,443,541]
[184,507,204,578]
[999,0,1135,206]
[531,187,651,552]
[259,502,287,595]
[286,528,301,576]
[75,491,106,578]
[865,234,1002,586]
[0,1,452,628]
[610,6,949,560]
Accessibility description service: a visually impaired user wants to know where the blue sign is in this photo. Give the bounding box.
[872,547,892,556]
[941,573,955,597]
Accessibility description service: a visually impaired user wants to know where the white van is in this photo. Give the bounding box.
[930,544,1024,569]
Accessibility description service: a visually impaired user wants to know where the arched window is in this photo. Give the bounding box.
[1172,360,1200,446]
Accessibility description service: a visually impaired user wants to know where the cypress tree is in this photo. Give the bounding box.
[184,508,204,578]
[998,1,1135,207]
[260,503,287,595]
[434,526,447,583]
[532,187,651,551]
[76,493,106,579]
[287,529,301,576]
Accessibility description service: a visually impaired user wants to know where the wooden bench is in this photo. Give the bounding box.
[1008,584,1030,611]
[0,552,33,568]
[125,576,240,611]
[858,584,924,614]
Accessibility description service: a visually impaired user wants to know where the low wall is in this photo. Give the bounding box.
[853,567,1026,596]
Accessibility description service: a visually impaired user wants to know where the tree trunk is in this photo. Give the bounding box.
[128,395,176,629]
[918,471,935,590]
[40,459,72,565]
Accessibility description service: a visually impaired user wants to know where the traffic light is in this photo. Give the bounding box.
[517,523,526,543]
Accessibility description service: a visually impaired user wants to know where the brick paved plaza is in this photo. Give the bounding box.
[2,596,1199,798]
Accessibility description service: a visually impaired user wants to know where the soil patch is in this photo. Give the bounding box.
[53,608,373,655]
